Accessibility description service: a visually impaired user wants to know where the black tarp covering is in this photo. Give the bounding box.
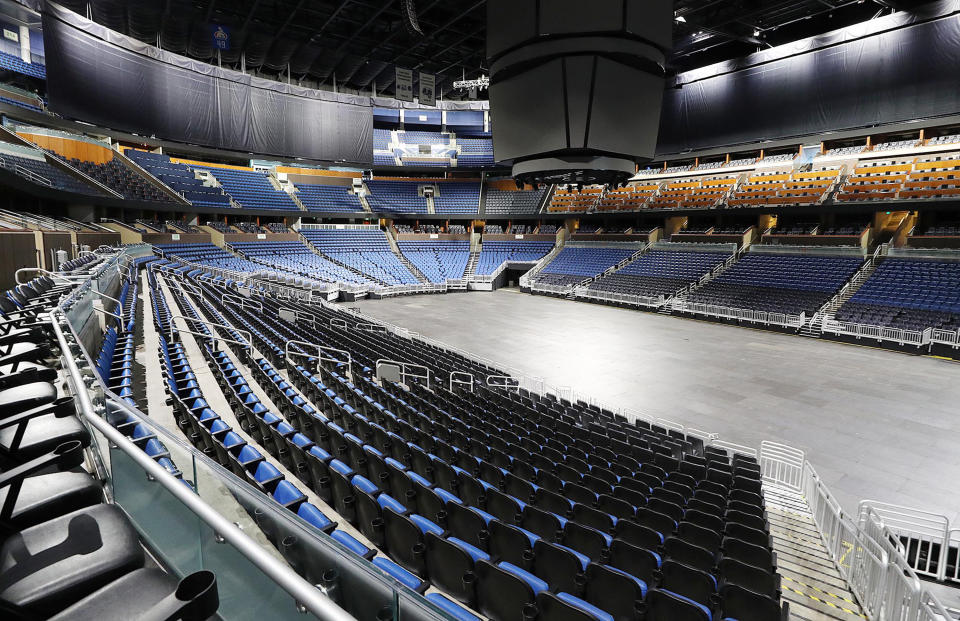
[657,5,960,156]
[41,2,372,165]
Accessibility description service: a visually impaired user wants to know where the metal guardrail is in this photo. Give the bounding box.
[167,314,252,351]
[573,288,665,308]
[759,446,953,621]
[821,319,932,346]
[671,301,806,329]
[285,339,353,378]
[50,308,357,621]
[376,359,431,388]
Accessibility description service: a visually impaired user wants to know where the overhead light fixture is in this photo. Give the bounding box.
[675,14,686,23]
[753,28,761,37]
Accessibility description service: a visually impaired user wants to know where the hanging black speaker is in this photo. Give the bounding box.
[487,0,672,187]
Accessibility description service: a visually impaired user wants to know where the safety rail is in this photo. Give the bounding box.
[278,307,320,327]
[449,371,474,392]
[857,501,953,583]
[222,292,263,312]
[285,339,353,378]
[573,287,665,308]
[376,359,431,388]
[167,314,252,352]
[529,281,575,296]
[15,266,86,285]
[49,312,359,621]
[930,327,960,347]
[671,300,806,329]
[755,447,953,621]
[372,282,447,297]
[356,322,388,333]
[821,319,932,347]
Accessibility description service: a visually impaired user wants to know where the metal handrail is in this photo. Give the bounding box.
[376,359,430,388]
[285,339,353,378]
[449,371,474,392]
[167,314,251,351]
[49,312,356,621]
[222,293,263,312]
[15,266,82,285]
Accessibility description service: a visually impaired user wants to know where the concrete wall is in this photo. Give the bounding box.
[0,231,41,289]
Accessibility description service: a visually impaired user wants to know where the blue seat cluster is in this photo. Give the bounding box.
[365,180,429,213]
[535,247,637,287]
[194,166,297,211]
[229,240,373,287]
[836,259,960,330]
[294,182,364,212]
[398,240,471,283]
[456,138,495,167]
[476,241,554,275]
[66,157,170,202]
[399,131,450,145]
[160,272,782,621]
[688,253,864,315]
[0,148,105,196]
[125,151,233,209]
[302,228,419,285]
[589,251,729,298]
[433,182,480,214]
[0,50,45,78]
[149,269,340,538]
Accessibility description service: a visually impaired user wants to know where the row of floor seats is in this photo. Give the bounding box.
[174,273,785,621]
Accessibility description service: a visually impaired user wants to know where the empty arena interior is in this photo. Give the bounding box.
[3,0,960,619]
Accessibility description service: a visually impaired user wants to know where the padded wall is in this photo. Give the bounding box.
[658,6,960,155]
[42,3,372,165]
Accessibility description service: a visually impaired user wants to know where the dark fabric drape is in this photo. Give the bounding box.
[657,10,960,156]
[42,3,372,165]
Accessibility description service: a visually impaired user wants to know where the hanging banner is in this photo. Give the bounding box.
[395,67,414,103]
[419,72,436,107]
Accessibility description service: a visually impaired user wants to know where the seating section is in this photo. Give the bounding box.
[648,177,738,210]
[0,146,105,196]
[365,180,429,213]
[125,150,233,209]
[598,184,659,211]
[195,166,298,211]
[476,241,554,275]
[66,156,170,202]
[485,188,544,215]
[457,137,495,166]
[230,241,370,288]
[534,246,637,287]
[835,259,960,331]
[295,182,364,212]
[548,187,603,213]
[398,240,471,283]
[728,168,840,207]
[433,182,480,214]
[687,253,863,315]
[589,250,729,299]
[302,228,419,285]
[148,264,782,621]
[155,242,263,274]
[0,50,45,78]
[837,160,914,202]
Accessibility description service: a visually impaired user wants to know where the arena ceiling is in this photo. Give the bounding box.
[53,0,933,98]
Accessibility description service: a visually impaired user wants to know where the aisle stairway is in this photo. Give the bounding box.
[464,251,479,278]
[764,487,866,621]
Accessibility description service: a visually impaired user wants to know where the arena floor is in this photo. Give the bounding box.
[349,288,960,524]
